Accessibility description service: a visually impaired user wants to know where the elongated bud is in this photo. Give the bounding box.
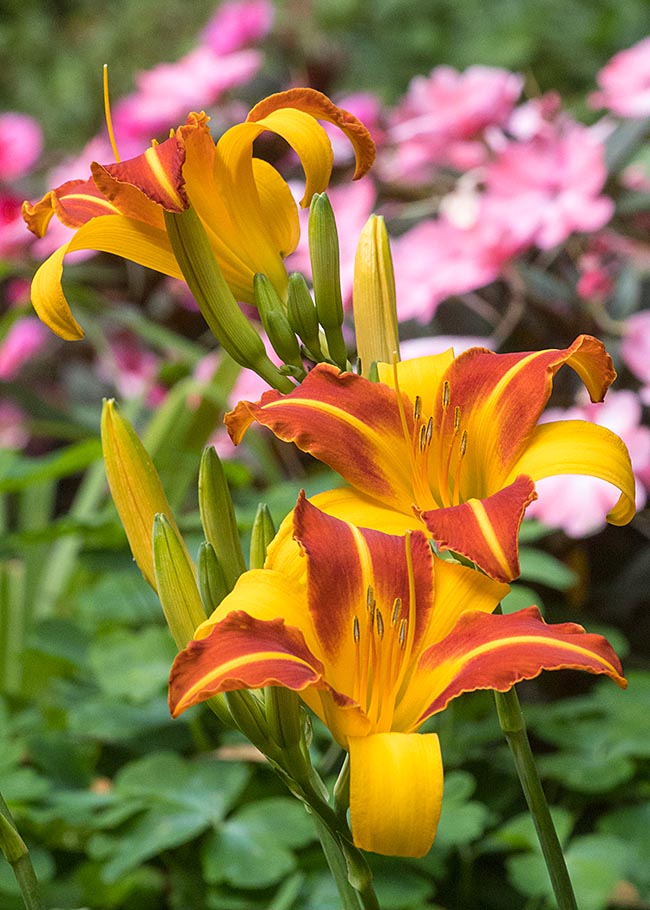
[249,503,276,570]
[253,273,304,372]
[198,446,246,591]
[352,214,400,376]
[153,514,207,648]
[164,208,293,392]
[308,193,347,369]
[197,541,229,613]
[265,686,305,751]
[101,399,187,589]
[287,272,324,360]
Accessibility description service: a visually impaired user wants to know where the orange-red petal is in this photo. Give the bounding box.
[419,475,537,582]
[413,605,626,726]
[169,610,325,717]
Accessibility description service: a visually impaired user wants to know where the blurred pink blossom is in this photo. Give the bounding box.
[324,92,386,163]
[576,251,614,300]
[96,332,166,405]
[0,317,50,379]
[113,46,262,143]
[1,191,32,257]
[286,178,377,307]
[201,0,273,54]
[0,112,43,181]
[482,122,614,249]
[527,389,650,536]
[0,400,29,449]
[390,207,526,322]
[621,310,650,404]
[384,65,523,180]
[589,36,650,118]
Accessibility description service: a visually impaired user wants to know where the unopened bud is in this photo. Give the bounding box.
[153,514,207,648]
[197,541,229,613]
[352,214,399,376]
[249,503,276,570]
[198,446,246,592]
[287,272,324,360]
[253,273,304,371]
[308,193,347,369]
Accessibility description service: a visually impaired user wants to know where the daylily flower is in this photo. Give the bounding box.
[169,494,626,857]
[22,88,375,340]
[226,336,636,582]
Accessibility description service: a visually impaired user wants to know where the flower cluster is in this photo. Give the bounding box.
[15,16,647,873]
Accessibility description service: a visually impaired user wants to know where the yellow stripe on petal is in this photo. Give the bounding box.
[508,420,636,526]
[349,732,443,857]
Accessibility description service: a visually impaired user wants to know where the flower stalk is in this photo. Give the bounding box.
[494,681,578,910]
[0,794,44,910]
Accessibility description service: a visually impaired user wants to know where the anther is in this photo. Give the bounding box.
[454,405,461,432]
[366,585,374,609]
[419,424,427,451]
[425,416,433,445]
[414,396,422,421]
[353,615,360,643]
[376,609,385,639]
[459,429,468,457]
[442,380,450,409]
[391,597,402,626]
[398,618,408,649]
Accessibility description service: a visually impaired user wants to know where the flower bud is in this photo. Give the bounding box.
[198,446,246,592]
[101,399,186,589]
[253,273,304,371]
[308,193,347,369]
[249,502,276,570]
[287,272,324,360]
[153,513,207,648]
[197,541,229,613]
[352,214,400,376]
[164,207,293,392]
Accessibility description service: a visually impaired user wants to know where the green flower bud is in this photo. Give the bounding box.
[287,272,324,360]
[308,193,347,369]
[253,273,304,370]
[197,541,229,613]
[198,446,246,592]
[153,513,207,649]
[249,503,276,570]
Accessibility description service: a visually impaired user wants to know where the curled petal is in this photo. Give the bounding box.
[420,475,537,582]
[349,732,443,857]
[247,87,376,182]
[22,178,122,235]
[169,611,326,717]
[413,606,627,726]
[508,420,636,527]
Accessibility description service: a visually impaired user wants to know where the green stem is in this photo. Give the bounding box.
[494,685,577,910]
[312,814,362,910]
[0,794,44,910]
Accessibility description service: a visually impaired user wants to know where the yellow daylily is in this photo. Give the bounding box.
[22,89,375,340]
[169,493,625,857]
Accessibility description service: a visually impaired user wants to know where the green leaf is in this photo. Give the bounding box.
[434,771,493,849]
[202,797,315,888]
[518,547,577,590]
[0,439,102,492]
[500,583,542,615]
[87,626,177,704]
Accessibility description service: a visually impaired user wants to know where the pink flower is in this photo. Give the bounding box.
[621,311,650,400]
[589,36,650,118]
[0,112,42,181]
[527,390,650,537]
[285,178,377,308]
[96,332,165,405]
[0,317,50,380]
[390,207,525,323]
[0,400,29,450]
[201,0,273,54]
[0,191,33,257]
[112,46,261,142]
[385,65,523,180]
[483,122,614,249]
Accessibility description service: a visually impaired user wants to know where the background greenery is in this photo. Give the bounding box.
[2,2,650,909]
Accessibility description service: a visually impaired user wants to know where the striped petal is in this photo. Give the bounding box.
[226,363,417,510]
[92,133,188,213]
[434,336,616,494]
[23,178,124,235]
[419,475,537,582]
[507,420,636,527]
[169,610,326,717]
[403,606,627,729]
[349,732,443,857]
